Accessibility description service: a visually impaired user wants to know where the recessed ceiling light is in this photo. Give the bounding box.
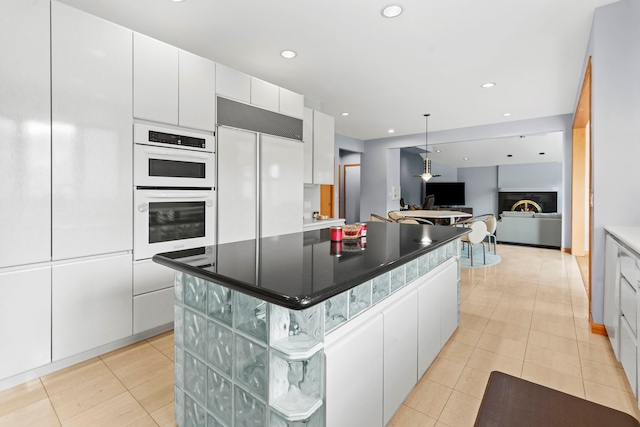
[502,112,512,117]
[341,112,350,116]
[435,149,441,153]
[463,157,469,161]
[388,129,395,133]
[171,0,185,2]
[381,4,403,18]
[539,152,546,155]
[280,50,297,59]
[481,82,496,88]
[507,154,513,157]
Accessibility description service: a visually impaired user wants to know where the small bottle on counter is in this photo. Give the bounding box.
[330,226,343,241]
[356,222,367,236]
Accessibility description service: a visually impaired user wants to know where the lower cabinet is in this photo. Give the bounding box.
[325,313,384,427]
[382,290,418,425]
[0,266,51,379]
[52,253,132,361]
[325,259,458,426]
[620,316,637,395]
[133,288,174,334]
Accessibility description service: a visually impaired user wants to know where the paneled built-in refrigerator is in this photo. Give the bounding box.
[216,98,304,244]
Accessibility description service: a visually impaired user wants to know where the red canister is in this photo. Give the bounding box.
[330,226,343,241]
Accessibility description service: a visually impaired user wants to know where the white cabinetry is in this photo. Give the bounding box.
[0,266,51,379]
[0,0,51,268]
[216,63,251,103]
[51,3,132,260]
[325,258,458,426]
[604,228,640,403]
[216,64,303,118]
[250,77,279,111]
[303,108,335,185]
[279,87,304,119]
[132,260,175,334]
[52,253,132,361]
[381,290,418,425]
[134,33,216,131]
[325,313,384,427]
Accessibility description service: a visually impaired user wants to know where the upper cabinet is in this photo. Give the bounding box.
[216,64,304,119]
[0,0,51,268]
[303,108,335,185]
[52,2,133,260]
[134,33,216,132]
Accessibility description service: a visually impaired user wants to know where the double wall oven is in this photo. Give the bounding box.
[133,123,216,260]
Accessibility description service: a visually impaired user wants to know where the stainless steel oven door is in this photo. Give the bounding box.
[134,188,216,260]
[134,144,215,188]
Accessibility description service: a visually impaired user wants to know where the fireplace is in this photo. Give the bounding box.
[498,191,558,213]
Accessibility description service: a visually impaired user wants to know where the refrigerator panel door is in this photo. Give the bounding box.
[217,127,257,244]
[260,134,303,237]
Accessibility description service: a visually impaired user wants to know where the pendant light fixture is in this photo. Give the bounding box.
[419,113,432,182]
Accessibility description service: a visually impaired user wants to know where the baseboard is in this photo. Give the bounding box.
[590,321,607,336]
[562,247,571,253]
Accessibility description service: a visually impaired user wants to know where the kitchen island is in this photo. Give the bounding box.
[154,222,468,427]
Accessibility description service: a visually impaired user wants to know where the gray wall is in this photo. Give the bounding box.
[498,162,563,213]
[458,166,499,217]
[587,0,640,325]
[400,150,424,207]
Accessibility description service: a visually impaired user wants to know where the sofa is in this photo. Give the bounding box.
[496,211,562,247]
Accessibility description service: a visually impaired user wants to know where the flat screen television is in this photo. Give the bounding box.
[424,182,466,206]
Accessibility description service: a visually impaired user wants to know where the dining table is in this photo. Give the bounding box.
[391,209,472,224]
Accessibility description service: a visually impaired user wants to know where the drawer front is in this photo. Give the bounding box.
[133,287,174,334]
[620,249,637,285]
[621,277,637,336]
[620,316,637,396]
[133,259,174,295]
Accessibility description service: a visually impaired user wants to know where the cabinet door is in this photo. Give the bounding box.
[439,262,459,346]
[52,253,132,361]
[133,33,179,125]
[52,3,133,260]
[382,290,418,425]
[0,266,51,379]
[0,0,51,268]
[260,134,303,238]
[215,64,250,103]
[179,50,216,132]
[216,127,257,244]
[417,275,441,378]
[620,316,637,395]
[325,314,384,427]
[279,87,304,119]
[250,77,279,111]
[312,110,335,185]
[303,108,314,184]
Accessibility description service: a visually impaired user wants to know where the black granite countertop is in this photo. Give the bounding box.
[153,222,468,310]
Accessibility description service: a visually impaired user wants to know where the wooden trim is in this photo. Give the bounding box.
[591,322,607,336]
[561,248,571,253]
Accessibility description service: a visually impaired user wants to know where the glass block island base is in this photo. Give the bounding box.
[170,237,461,426]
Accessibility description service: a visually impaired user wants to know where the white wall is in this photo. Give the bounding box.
[586,0,640,325]
[498,162,563,213]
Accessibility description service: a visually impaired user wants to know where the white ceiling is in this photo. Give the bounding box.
[404,131,564,168]
[57,0,615,142]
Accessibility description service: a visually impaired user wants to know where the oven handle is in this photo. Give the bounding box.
[143,146,211,160]
[143,192,212,199]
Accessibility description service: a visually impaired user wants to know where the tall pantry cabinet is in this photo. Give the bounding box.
[0,0,52,380]
[50,3,133,360]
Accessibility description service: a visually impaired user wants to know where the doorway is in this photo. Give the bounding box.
[343,164,361,223]
[572,58,594,328]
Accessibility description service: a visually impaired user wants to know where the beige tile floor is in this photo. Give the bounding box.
[0,244,638,426]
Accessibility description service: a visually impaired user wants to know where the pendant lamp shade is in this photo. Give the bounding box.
[420,113,432,182]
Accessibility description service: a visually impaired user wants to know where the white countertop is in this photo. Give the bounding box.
[605,226,640,255]
[303,217,346,231]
